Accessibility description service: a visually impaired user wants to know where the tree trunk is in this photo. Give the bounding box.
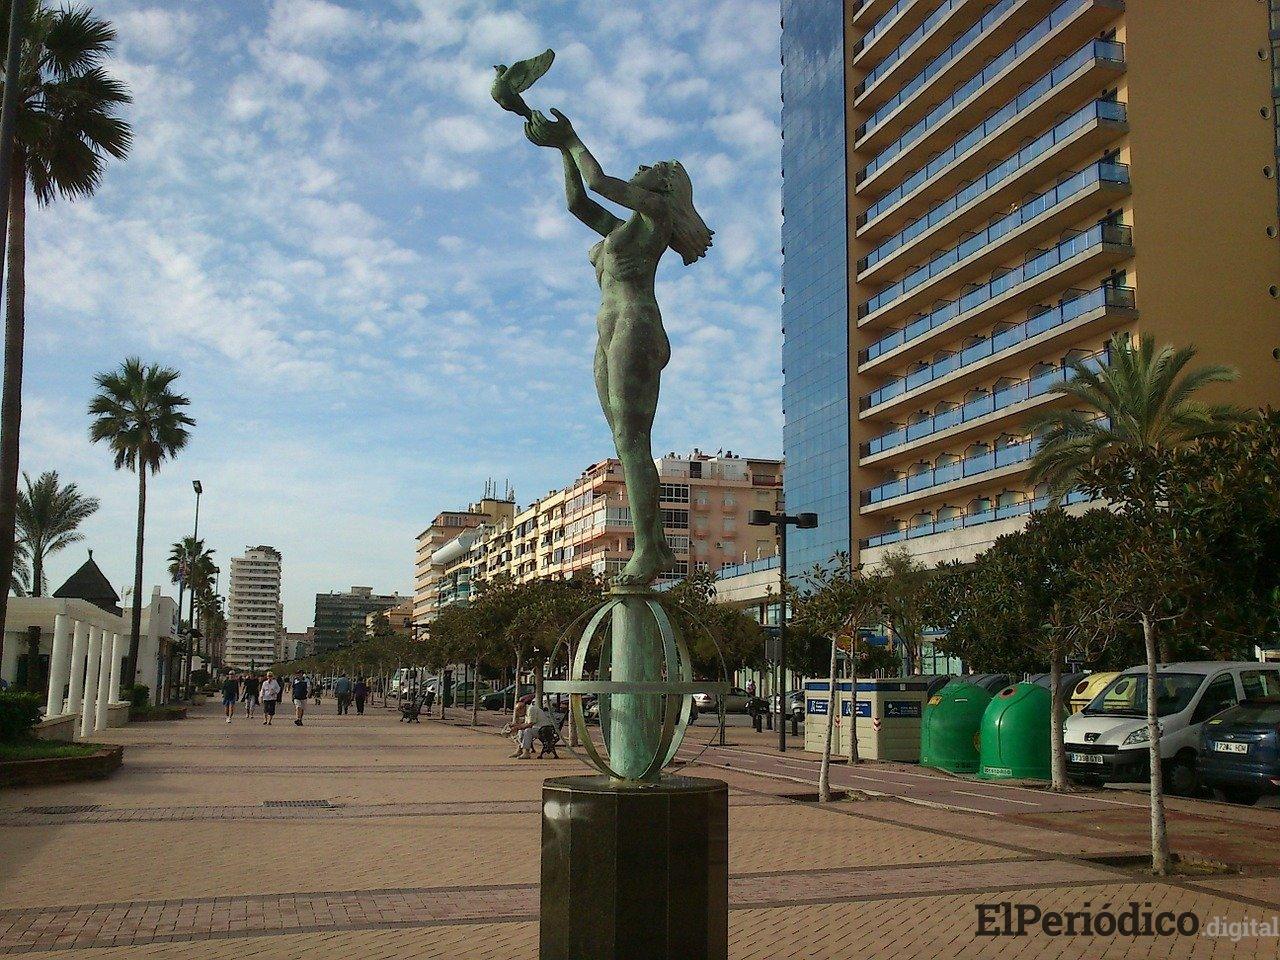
[1142,613,1171,875]
[31,546,41,598]
[0,160,26,673]
[126,468,147,685]
[23,624,39,693]
[1049,656,1070,792]
[848,634,861,764]
[472,658,480,726]
[513,653,523,722]
[818,632,839,802]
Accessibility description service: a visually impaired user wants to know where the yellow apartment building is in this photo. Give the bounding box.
[782,0,1280,572]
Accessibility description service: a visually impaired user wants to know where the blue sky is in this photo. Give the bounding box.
[24,0,783,629]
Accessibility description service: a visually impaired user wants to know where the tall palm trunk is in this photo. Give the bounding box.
[126,467,147,684]
[0,160,25,672]
[1142,613,1171,874]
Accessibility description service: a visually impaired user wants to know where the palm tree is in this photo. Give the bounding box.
[1028,333,1242,876]
[1027,334,1242,507]
[88,358,194,683]
[15,470,98,595]
[10,537,28,594]
[169,536,214,687]
[0,0,131,673]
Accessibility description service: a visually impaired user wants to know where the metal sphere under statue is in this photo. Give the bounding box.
[546,587,728,784]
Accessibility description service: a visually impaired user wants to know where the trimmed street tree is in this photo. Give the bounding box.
[1028,333,1242,874]
[794,553,887,801]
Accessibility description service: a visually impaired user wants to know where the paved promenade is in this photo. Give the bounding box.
[0,700,1276,958]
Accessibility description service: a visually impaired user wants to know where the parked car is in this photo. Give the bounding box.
[772,689,804,721]
[1063,662,1280,793]
[481,683,534,711]
[582,694,699,725]
[1200,697,1280,804]
[693,686,765,715]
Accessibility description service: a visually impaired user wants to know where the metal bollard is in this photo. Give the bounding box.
[791,715,799,737]
[765,710,774,730]
[753,711,762,733]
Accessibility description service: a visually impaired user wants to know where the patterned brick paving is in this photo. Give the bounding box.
[0,859,1120,953]
[2,700,1275,959]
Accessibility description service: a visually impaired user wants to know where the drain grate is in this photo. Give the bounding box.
[261,799,333,808]
[23,804,102,815]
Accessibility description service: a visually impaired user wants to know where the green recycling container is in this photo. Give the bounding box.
[920,681,992,774]
[978,682,1057,780]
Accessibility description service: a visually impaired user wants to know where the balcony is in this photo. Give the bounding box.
[855,0,1123,159]
[857,163,1130,327]
[861,342,1113,458]
[853,0,911,29]
[859,221,1132,370]
[860,284,1130,413]
[854,0,931,72]
[862,437,1042,507]
[857,0,990,105]
[858,100,1127,271]
[858,40,1124,208]
[860,490,1090,548]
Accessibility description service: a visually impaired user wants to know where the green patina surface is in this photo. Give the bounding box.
[495,50,715,779]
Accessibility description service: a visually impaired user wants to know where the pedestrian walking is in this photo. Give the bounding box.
[260,672,281,726]
[353,676,368,715]
[242,673,261,719]
[221,673,240,723]
[335,674,353,715]
[292,673,310,726]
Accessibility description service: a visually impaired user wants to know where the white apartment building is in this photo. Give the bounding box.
[225,546,283,671]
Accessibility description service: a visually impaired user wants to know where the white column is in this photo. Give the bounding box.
[94,635,113,732]
[80,626,103,739]
[66,620,89,719]
[45,614,73,717]
[108,633,124,703]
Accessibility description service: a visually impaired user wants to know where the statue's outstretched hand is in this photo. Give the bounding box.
[525,108,577,149]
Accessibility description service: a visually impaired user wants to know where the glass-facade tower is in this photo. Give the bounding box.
[780,0,851,573]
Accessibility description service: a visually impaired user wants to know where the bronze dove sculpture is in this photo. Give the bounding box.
[490,48,555,120]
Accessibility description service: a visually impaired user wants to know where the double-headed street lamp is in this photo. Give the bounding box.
[748,508,818,753]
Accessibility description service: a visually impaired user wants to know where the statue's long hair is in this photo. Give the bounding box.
[661,161,713,266]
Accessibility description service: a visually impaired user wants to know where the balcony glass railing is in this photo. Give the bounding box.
[863,343,1113,455]
[858,0,915,54]
[861,285,1129,411]
[860,100,1125,267]
[859,0,1097,170]
[863,221,1131,357]
[863,436,1042,505]
[860,162,1129,317]
[862,0,1024,136]
[861,0,967,93]
[862,416,1108,505]
[860,490,1091,548]
[717,555,780,580]
[859,41,1124,220]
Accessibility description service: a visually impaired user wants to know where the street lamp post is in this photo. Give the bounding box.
[181,480,202,699]
[748,509,818,753]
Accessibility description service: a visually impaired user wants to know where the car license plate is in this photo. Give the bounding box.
[1069,752,1104,764]
[1212,741,1249,754]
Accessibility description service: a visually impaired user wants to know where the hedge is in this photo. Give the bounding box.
[0,692,42,742]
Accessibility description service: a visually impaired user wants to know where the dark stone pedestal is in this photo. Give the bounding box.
[540,774,728,960]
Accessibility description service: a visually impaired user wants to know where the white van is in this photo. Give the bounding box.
[1063,661,1280,793]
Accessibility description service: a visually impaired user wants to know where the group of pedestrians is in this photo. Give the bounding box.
[219,671,373,726]
[220,671,315,726]
[332,674,370,715]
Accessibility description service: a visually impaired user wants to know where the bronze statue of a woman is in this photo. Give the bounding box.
[523,107,713,586]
